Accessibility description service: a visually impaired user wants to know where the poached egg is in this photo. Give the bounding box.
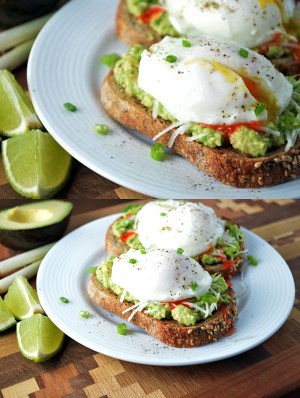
[138,36,293,125]
[162,0,296,48]
[135,200,225,257]
[111,248,212,302]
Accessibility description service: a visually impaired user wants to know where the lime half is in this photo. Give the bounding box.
[0,297,16,332]
[4,275,44,320]
[17,314,64,363]
[0,69,42,137]
[2,129,72,199]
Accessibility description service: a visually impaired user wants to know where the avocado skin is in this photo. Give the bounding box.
[0,214,70,250]
[0,0,59,27]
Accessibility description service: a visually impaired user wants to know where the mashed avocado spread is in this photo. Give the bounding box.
[96,256,230,326]
[126,0,178,38]
[113,45,300,157]
[112,204,245,268]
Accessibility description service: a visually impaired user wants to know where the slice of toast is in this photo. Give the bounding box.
[105,216,244,278]
[101,70,300,188]
[88,274,238,348]
[116,0,162,47]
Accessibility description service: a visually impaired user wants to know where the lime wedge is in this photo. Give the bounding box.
[17,314,64,363]
[0,297,16,332]
[4,275,44,320]
[0,69,42,137]
[2,129,72,199]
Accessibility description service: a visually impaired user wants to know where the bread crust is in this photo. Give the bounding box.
[116,0,161,47]
[101,70,300,188]
[88,274,238,348]
[105,216,244,279]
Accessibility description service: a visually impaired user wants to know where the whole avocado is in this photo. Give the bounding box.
[0,0,59,27]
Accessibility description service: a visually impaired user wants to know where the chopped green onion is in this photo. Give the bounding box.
[88,266,98,275]
[239,48,249,58]
[177,248,184,254]
[117,323,127,335]
[63,102,77,112]
[140,249,147,254]
[59,296,69,303]
[129,258,137,264]
[182,39,191,48]
[247,255,258,266]
[122,204,142,214]
[100,53,121,68]
[165,54,177,63]
[94,123,109,135]
[160,212,167,216]
[79,311,90,318]
[150,143,166,161]
[191,282,198,291]
[254,103,266,116]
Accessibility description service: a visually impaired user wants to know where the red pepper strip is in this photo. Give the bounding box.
[199,120,263,139]
[221,260,234,271]
[225,279,233,287]
[258,32,282,53]
[292,46,300,62]
[119,231,136,243]
[125,213,132,219]
[139,6,164,24]
[163,299,194,310]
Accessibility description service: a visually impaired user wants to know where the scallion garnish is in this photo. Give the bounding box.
[100,53,121,68]
[191,282,198,291]
[94,123,109,135]
[165,54,177,63]
[59,296,69,303]
[182,39,191,48]
[63,102,77,112]
[247,255,258,266]
[150,143,166,161]
[177,248,184,254]
[160,212,167,216]
[129,258,137,264]
[79,311,90,318]
[239,48,249,58]
[254,103,266,116]
[117,323,127,335]
[88,266,98,275]
[140,249,147,254]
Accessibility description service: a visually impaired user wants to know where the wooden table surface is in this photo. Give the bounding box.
[0,2,146,200]
[1,199,300,398]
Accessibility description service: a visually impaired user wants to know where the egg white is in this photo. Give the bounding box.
[163,0,295,48]
[138,36,293,125]
[111,248,212,302]
[135,200,224,257]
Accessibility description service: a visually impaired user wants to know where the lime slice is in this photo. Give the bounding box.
[2,129,72,199]
[4,275,44,320]
[0,297,16,332]
[17,314,64,363]
[0,69,42,137]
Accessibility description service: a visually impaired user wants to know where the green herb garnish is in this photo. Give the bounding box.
[150,143,166,161]
[140,249,147,254]
[182,39,191,48]
[165,54,177,63]
[191,282,198,291]
[239,48,249,58]
[160,212,167,216]
[100,53,121,68]
[129,258,137,264]
[59,297,69,303]
[117,323,127,335]
[88,266,98,275]
[63,102,77,112]
[94,124,109,135]
[254,102,266,116]
[247,255,258,266]
[79,311,90,318]
[177,248,184,254]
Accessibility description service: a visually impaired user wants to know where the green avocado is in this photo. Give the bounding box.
[0,200,73,250]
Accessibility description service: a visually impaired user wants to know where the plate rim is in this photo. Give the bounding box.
[36,213,295,366]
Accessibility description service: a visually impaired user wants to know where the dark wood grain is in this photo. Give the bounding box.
[0,199,299,398]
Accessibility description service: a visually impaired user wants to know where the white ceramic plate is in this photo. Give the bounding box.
[37,214,295,366]
[27,0,300,199]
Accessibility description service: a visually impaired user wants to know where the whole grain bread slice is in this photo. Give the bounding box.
[116,0,161,47]
[101,70,300,188]
[88,274,238,348]
[105,216,244,278]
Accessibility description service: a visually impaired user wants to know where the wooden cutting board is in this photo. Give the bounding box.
[0,199,300,398]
